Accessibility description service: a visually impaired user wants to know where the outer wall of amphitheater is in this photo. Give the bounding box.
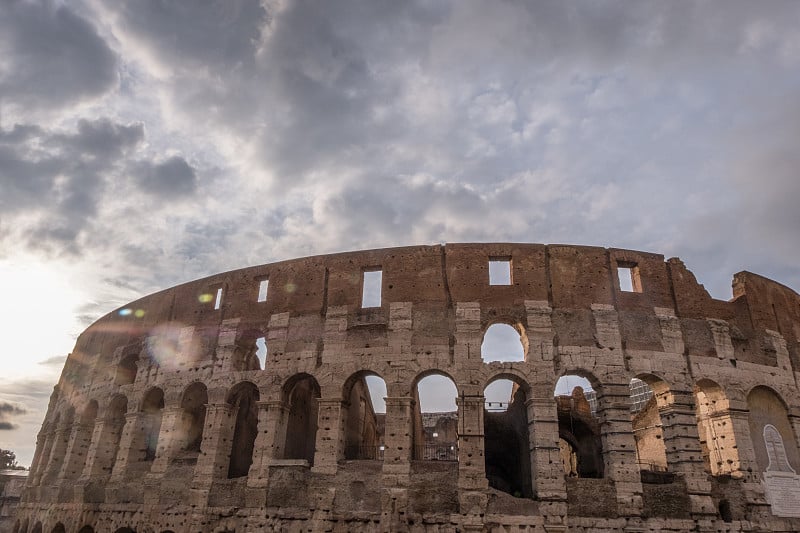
[12,243,800,533]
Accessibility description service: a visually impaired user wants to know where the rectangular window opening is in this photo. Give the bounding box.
[214,287,223,310]
[361,269,382,308]
[617,262,642,293]
[257,279,269,303]
[489,257,512,285]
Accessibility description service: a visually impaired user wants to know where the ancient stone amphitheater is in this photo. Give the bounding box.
[13,244,800,532]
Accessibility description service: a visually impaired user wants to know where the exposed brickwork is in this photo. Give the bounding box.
[14,243,800,532]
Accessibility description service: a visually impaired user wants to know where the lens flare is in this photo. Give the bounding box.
[198,293,213,303]
[118,309,132,316]
[285,282,296,293]
[134,309,145,318]
[145,322,200,370]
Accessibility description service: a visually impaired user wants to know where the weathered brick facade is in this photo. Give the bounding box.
[13,243,800,532]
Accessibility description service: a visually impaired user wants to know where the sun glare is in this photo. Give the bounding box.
[0,257,83,380]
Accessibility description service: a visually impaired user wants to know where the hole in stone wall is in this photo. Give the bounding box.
[115,354,138,386]
[484,378,532,497]
[481,323,524,363]
[255,336,267,369]
[227,382,259,478]
[283,374,320,464]
[617,262,642,292]
[214,287,223,310]
[142,388,165,462]
[489,257,512,285]
[554,375,603,478]
[257,278,269,302]
[361,269,382,308]
[180,382,208,453]
[631,377,668,475]
[413,374,458,461]
[343,372,387,460]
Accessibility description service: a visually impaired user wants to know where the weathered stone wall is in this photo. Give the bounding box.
[14,243,800,532]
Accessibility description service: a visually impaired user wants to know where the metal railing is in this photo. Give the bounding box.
[415,442,458,461]
[344,445,385,460]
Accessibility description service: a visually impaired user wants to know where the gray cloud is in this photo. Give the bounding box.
[132,156,197,198]
[0,401,27,431]
[0,422,16,431]
[0,0,118,111]
[38,356,68,367]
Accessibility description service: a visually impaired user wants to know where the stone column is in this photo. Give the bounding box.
[597,382,644,516]
[41,424,71,484]
[312,398,344,475]
[245,400,288,495]
[57,422,94,481]
[527,393,567,500]
[457,393,488,516]
[658,389,715,517]
[380,396,413,533]
[150,406,185,475]
[109,412,144,481]
[29,430,53,486]
[191,403,235,491]
[80,416,125,480]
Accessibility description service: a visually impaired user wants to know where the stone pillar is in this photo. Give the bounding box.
[109,412,144,481]
[41,424,71,484]
[150,406,185,475]
[312,398,344,475]
[727,408,771,519]
[527,393,567,500]
[57,421,94,481]
[191,403,235,490]
[457,393,488,515]
[28,430,49,485]
[80,416,125,480]
[246,400,287,489]
[597,382,644,516]
[382,397,413,477]
[658,389,715,517]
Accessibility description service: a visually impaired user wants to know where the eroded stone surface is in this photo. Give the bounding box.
[13,243,800,532]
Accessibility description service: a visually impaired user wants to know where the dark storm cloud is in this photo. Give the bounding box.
[0,422,16,430]
[132,156,197,198]
[0,0,118,111]
[0,118,143,254]
[0,401,27,431]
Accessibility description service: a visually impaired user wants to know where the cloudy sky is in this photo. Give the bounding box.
[2,0,800,466]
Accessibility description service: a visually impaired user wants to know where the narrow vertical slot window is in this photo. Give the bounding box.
[361,269,382,308]
[489,257,512,285]
[617,262,642,293]
[257,279,269,302]
[214,287,223,310]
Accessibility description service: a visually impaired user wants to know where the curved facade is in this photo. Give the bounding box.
[14,243,800,532]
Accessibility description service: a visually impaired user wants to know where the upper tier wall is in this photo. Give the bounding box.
[66,243,800,374]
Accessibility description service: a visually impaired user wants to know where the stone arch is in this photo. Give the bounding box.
[342,370,386,460]
[141,387,165,461]
[483,373,533,497]
[411,371,459,461]
[747,385,800,475]
[77,527,94,533]
[281,373,320,464]
[554,372,603,478]
[51,524,65,533]
[31,522,42,533]
[104,394,128,475]
[694,378,740,476]
[179,381,208,454]
[226,381,260,478]
[115,353,138,385]
[631,374,669,473]
[481,321,526,363]
[113,529,136,533]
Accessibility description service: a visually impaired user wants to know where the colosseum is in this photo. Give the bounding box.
[12,243,800,532]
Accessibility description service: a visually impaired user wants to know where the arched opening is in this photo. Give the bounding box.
[179,382,208,454]
[412,373,458,461]
[51,524,65,533]
[227,381,259,478]
[12,519,19,533]
[747,386,800,475]
[113,529,136,533]
[282,374,320,464]
[78,527,95,533]
[630,376,668,473]
[719,499,733,522]
[141,387,165,462]
[554,375,603,478]
[64,400,98,479]
[31,523,42,533]
[235,329,267,371]
[694,379,740,476]
[484,376,532,497]
[342,372,386,460]
[481,323,525,363]
[115,354,138,385]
